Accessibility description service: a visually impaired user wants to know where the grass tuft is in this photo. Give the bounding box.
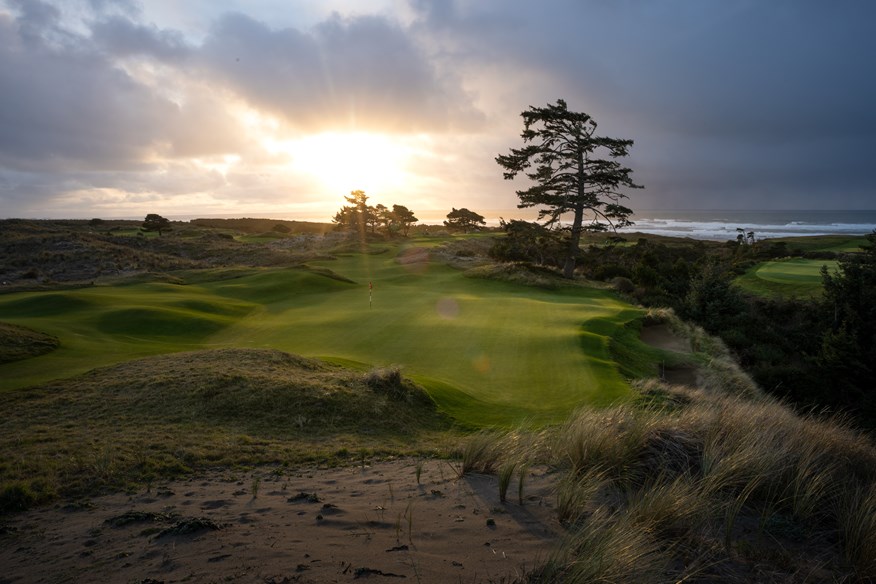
[498,461,516,503]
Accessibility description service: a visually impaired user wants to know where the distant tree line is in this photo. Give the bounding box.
[333,190,419,238]
[332,191,490,238]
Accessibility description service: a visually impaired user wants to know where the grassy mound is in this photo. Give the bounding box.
[204,267,356,304]
[93,307,232,339]
[0,349,450,511]
[463,262,568,289]
[0,293,94,318]
[0,322,60,364]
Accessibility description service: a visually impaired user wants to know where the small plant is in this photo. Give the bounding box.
[251,476,260,499]
[498,461,517,503]
[461,432,497,475]
[415,458,424,484]
[518,463,529,505]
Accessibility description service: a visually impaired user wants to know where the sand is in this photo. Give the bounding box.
[0,459,562,583]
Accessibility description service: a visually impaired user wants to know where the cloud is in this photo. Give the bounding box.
[90,15,190,61]
[0,5,245,167]
[198,11,484,132]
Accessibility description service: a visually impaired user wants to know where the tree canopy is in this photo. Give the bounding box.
[141,213,171,236]
[391,205,418,237]
[332,191,418,238]
[496,99,641,278]
[444,208,486,233]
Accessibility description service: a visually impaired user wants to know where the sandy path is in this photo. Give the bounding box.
[0,459,562,583]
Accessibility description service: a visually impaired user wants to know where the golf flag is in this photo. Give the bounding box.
[369,281,373,308]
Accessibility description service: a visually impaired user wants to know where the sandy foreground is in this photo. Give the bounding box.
[0,459,563,583]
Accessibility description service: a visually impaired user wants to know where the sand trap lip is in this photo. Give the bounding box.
[640,323,698,387]
[639,323,691,355]
[0,458,562,583]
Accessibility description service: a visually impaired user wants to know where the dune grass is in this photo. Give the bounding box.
[462,375,876,582]
[0,242,651,427]
[0,348,451,511]
[735,258,838,299]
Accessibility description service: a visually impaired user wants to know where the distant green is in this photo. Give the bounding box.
[735,258,838,299]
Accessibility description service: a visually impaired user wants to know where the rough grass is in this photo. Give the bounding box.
[0,322,59,364]
[468,378,876,582]
[0,348,452,511]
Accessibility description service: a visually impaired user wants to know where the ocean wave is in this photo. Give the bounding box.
[620,218,876,240]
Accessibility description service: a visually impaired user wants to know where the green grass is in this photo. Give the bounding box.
[0,242,652,427]
[735,258,838,298]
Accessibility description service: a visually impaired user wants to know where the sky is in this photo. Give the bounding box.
[1,0,875,221]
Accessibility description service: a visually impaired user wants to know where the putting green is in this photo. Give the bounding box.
[736,258,837,299]
[0,243,644,426]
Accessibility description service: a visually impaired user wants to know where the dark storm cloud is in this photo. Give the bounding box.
[411,0,876,208]
[198,11,483,132]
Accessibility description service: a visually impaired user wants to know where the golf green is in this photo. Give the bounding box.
[0,244,644,426]
[736,258,837,299]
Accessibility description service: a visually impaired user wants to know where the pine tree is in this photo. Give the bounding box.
[496,99,641,278]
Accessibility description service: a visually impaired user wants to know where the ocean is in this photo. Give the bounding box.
[617,209,876,241]
[435,208,876,241]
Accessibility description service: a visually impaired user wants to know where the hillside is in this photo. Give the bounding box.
[0,348,450,509]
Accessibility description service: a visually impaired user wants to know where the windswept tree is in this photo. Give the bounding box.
[496,99,641,278]
[391,204,418,237]
[332,190,373,237]
[444,208,486,233]
[141,213,172,236]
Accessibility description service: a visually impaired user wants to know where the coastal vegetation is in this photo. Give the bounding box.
[1,215,874,581]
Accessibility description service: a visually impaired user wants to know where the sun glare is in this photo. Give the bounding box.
[272,132,414,196]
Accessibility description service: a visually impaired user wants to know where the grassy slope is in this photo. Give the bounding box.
[735,258,838,299]
[0,242,644,427]
[0,322,60,364]
[0,348,451,507]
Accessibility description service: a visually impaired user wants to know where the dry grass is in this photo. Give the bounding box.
[467,374,876,582]
[0,322,59,364]
[0,349,453,511]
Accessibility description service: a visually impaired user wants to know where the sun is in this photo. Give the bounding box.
[277,132,414,195]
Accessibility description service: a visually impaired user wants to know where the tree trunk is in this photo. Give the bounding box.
[563,145,587,279]
[563,201,584,278]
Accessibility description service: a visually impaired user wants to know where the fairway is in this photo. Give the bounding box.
[0,244,644,426]
[735,258,837,299]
